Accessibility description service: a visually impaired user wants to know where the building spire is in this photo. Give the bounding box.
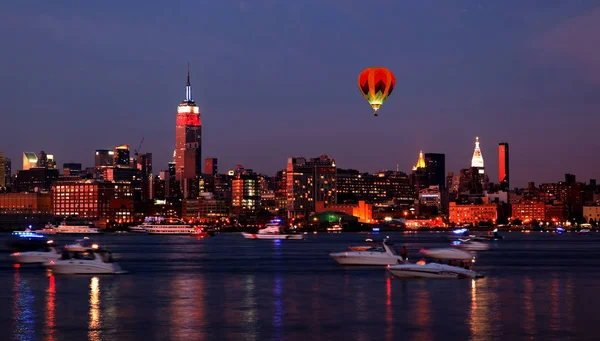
[412,150,426,171]
[471,136,484,168]
[185,63,193,102]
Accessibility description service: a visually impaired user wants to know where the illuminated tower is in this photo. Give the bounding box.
[498,142,509,190]
[471,137,484,168]
[411,150,428,191]
[412,150,426,171]
[175,64,202,182]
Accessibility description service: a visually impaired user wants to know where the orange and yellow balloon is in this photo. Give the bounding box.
[358,67,396,116]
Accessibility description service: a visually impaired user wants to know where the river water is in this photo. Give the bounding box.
[0,231,598,341]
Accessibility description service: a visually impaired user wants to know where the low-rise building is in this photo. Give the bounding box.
[511,201,545,222]
[51,179,134,227]
[315,200,373,223]
[449,202,497,224]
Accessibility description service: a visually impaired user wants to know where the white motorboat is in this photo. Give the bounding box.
[45,245,126,275]
[10,240,61,264]
[135,216,193,235]
[330,239,404,265]
[241,223,303,240]
[388,248,483,279]
[37,221,100,235]
[389,262,483,279]
[452,239,490,251]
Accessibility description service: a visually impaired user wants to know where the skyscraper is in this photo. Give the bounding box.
[23,152,38,170]
[231,167,260,213]
[0,153,6,188]
[175,65,202,182]
[114,145,130,168]
[63,163,83,177]
[286,155,336,218]
[204,158,218,176]
[410,150,428,191]
[424,153,446,190]
[498,142,509,190]
[4,157,11,188]
[95,149,114,168]
[471,137,484,168]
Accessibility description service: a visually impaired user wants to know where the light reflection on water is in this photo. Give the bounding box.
[523,277,536,339]
[469,278,490,341]
[168,274,206,341]
[272,275,283,340]
[244,275,258,341]
[385,276,392,341]
[1,233,599,340]
[549,276,560,333]
[413,281,432,341]
[44,274,55,341]
[88,276,101,341]
[12,268,35,341]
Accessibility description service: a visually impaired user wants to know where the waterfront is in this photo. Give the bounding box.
[0,232,599,341]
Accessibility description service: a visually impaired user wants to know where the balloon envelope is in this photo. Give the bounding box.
[358,67,396,116]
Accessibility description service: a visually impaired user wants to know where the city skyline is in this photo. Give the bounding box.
[2,2,600,187]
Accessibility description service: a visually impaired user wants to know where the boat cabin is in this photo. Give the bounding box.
[60,249,115,263]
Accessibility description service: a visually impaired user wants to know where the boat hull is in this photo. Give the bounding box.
[241,232,303,240]
[330,253,404,266]
[455,243,490,251]
[388,264,483,279]
[147,230,194,235]
[11,253,60,264]
[38,230,101,235]
[46,261,126,274]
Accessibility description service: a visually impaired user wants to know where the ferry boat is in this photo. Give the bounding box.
[37,221,100,234]
[134,217,193,235]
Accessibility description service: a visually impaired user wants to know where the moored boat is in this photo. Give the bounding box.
[37,221,100,235]
[136,216,193,235]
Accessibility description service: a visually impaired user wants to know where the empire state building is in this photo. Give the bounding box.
[174,65,202,182]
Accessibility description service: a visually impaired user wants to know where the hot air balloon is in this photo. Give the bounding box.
[358,67,396,116]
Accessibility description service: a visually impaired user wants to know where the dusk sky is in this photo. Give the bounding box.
[2,1,600,187]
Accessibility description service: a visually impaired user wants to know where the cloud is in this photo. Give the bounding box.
[533,7,600,84]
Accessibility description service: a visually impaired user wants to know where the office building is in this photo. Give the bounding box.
[63,163,83,177]
[114,145,131,168]
[16,168,59,192]
[424,153,445,190]
[95,149,114,168]
[0,153,6,188]
[231,167,260,213]
[449,202,497,224]
[286,155,336,218]
[23,152,38,170]
[336,169,414,207]
[52,179,134,227]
